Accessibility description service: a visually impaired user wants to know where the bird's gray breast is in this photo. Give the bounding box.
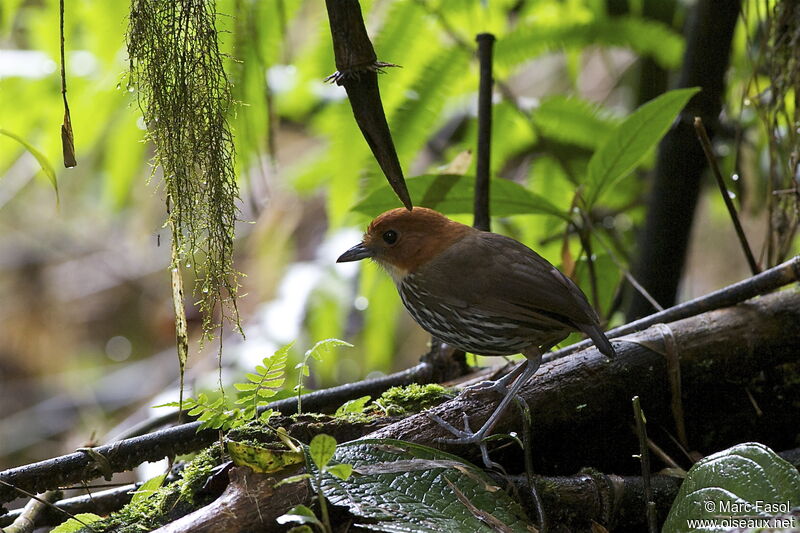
[398,274,540,356]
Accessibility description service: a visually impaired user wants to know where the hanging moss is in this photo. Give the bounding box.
[127,0,241,340]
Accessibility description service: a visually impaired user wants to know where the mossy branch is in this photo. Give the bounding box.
[127,0,241,342]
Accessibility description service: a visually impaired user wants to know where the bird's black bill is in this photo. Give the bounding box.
[337,242,373,263]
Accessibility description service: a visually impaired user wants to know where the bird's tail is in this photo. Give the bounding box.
[579,324,616,357]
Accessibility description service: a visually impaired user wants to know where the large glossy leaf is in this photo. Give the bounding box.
[585,87,699,206]
[663,442,800,533]
[315,438,534,532]
[353,174,568,220]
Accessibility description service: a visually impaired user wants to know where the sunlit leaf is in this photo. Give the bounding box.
[130,473,166,504]
[335,395,372,416]
[227,439,304,474]
[309,434,337,470]
[50,513,103,533]
[326,463,353,480]
[585,87,699,206]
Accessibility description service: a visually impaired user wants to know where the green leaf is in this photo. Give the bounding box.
[585,87,700,206]
[663,442,800,533]
[0,128,59,199]
[276,504,323,527]
[50,513,103,533]
[326,463,353,480]
[496,16,684,71]
[130,473,167,505]
[531,95,620,150]
[353,174,568,220]
[275,473,313,487]
[335,395,372,416]
[309,434,337,470]
[304,338,353,362]
[187,405,206,417]
[227,440,304,474]
[152,401,182,408]
[313,438,532,532]
[257,386,280,397]
[287,526,314,533]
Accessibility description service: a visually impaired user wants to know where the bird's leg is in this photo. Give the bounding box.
[427,352,542,445]
[462,359,529,398]
[486,359,529,394]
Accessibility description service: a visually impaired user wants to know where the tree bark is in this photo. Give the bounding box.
[150,466,309,533]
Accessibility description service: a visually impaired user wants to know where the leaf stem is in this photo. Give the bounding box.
[632,396,658,533]
[693,116,760,275]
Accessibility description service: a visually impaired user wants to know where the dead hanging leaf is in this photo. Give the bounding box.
[59,0,76,168]
[61,106,77,168]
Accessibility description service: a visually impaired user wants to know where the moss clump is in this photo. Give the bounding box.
[373,384,452,416]
[178,446,224,505]
[73,447,224,533]
[75,482,182,533]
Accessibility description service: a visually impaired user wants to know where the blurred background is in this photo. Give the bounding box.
[0,0,796,471]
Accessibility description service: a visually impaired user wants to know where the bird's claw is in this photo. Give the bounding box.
[465,379,509,397]
[425,412,488,444]
[466,362,528,397]
[425,412,502,469]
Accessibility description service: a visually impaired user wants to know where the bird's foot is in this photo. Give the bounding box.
[426,412,502,470]
[463,379,508,397]
[426,412,494,445]
[465,362,528,397]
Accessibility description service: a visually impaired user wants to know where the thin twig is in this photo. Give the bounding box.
[646,437,683,471]
[0,482,91,532]
[693,117,760,274]
[473,33,495,232]
[2,490,61,533]
[0,484,141,529]
[518,397,547,533]
[632,396,658,533]
[575,216,600,312]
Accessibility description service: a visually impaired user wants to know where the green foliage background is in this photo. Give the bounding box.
[0,0,797,464]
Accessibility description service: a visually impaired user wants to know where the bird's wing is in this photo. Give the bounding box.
[417,231,601,328]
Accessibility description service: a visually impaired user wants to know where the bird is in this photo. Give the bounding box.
[337,206,615,445]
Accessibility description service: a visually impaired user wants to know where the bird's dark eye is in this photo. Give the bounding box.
[382,230,398,245]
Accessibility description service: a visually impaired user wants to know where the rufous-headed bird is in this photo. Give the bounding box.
[337,207,615,444]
